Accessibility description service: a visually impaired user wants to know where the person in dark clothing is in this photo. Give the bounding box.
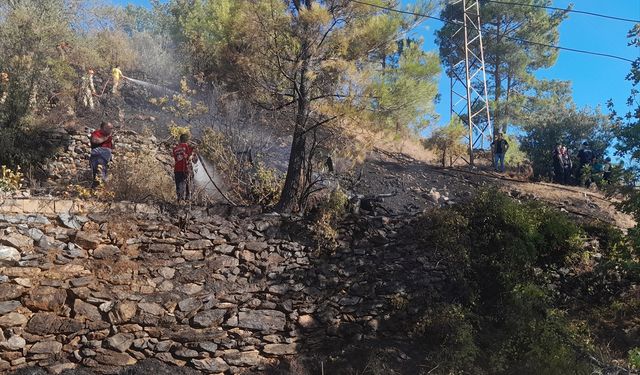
[552,144,563,184]
[172,133,196,201]
[491,132,509,173]
[576,141,594,186]
[602,157,613,184]
[89,121,114,188]
[561,145,573,185]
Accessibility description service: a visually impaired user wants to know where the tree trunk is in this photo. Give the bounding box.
[276,39,310,212]
[493,17,503,135]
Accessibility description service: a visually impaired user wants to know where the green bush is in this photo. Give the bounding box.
[409,190,597,374]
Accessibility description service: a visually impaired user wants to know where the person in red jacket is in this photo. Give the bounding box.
[90,121,114,188]
[173,133,196,201]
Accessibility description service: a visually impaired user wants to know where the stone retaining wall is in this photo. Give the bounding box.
[0,200,445,374]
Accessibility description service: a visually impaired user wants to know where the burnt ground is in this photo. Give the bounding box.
[350,148,635,230]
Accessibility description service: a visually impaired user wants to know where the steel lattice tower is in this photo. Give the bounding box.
[448,0,492,165]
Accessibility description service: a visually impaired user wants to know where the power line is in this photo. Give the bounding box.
[349,0,635,63]
[483,0,640,24]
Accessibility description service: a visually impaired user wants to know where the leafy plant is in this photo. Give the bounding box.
[422,118,467,167]
[0,165,23,192]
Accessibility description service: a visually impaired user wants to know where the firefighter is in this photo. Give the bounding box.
[111,65,124,95]
[172,133,197,201]
[81,68,96,110]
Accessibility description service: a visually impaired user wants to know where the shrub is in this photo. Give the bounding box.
[422,118,467,167]
[412,304,478,373]
[0,165,23,192]
[103,149,175,202]
[249,163,283,207]
[409,190,598,373]
[310,188,348,252]
[630,347,640,369]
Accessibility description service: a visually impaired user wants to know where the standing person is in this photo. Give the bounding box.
[111,65,124,95]
[602,157,613,184]
[491,132,509,173]
[0,72,8,104]
[577,142,594,186]
[90,121,114,188]
[81,68,96,110]
[561,145,573,185]
[552,144,564,184]
[173,133,196,201]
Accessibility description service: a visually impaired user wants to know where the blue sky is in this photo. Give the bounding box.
[416,0,640,127]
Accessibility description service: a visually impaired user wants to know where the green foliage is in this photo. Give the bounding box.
[368,39,440,134]
[412,304,478,373]
[410,190,594,374]
[503,134,526,167]
[422,118,467,167]
[519,94,614,179]
[436,0,569,133]
[608,24,640,246]
[630,347,640,369]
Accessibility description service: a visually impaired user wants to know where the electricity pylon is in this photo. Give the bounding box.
[448,0,492,165]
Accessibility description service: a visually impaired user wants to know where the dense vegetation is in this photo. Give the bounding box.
[408,190,639,374]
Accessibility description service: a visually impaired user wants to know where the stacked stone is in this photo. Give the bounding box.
[0,202,446,374]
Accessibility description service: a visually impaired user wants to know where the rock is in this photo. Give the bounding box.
[74,299,102,321]
[178,298,202,313]
[223,350,263,366]
[263,343,298,355]
[138,302,165,316]
[0,284,24,300]
[245,241,268,251]
[64,244,88,259]
[236,310,286,331]
[192,357,229,373]
[155,352,186,367]
[29,340,63,354]
[199,342,218,353]
[27,313,83,334]
[14,278,32,287]
[93,244,120,259]
[207,255,239,269]
[1,335,26,350]
[0,312,27,327]
[158,267,175,279]
[1,233,33,250]
[0,301,21,315]
[0,246,20,262]
[75,231,102,249]
[105,333,134,352]
[182,250,204,261]
[184,239,213,250]
[149,243,176,253]
[27,228,44,241]
[174,347,199,358]
[95,349,137,366]
[114,301,137,323]
[24,286,67,312]
[179,283,203,295]
[70,276,94,287]
[192,309,226,328]
[297,314,318,329]
[59,213,82,230]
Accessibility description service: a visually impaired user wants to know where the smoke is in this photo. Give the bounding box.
[191,156,226,200]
